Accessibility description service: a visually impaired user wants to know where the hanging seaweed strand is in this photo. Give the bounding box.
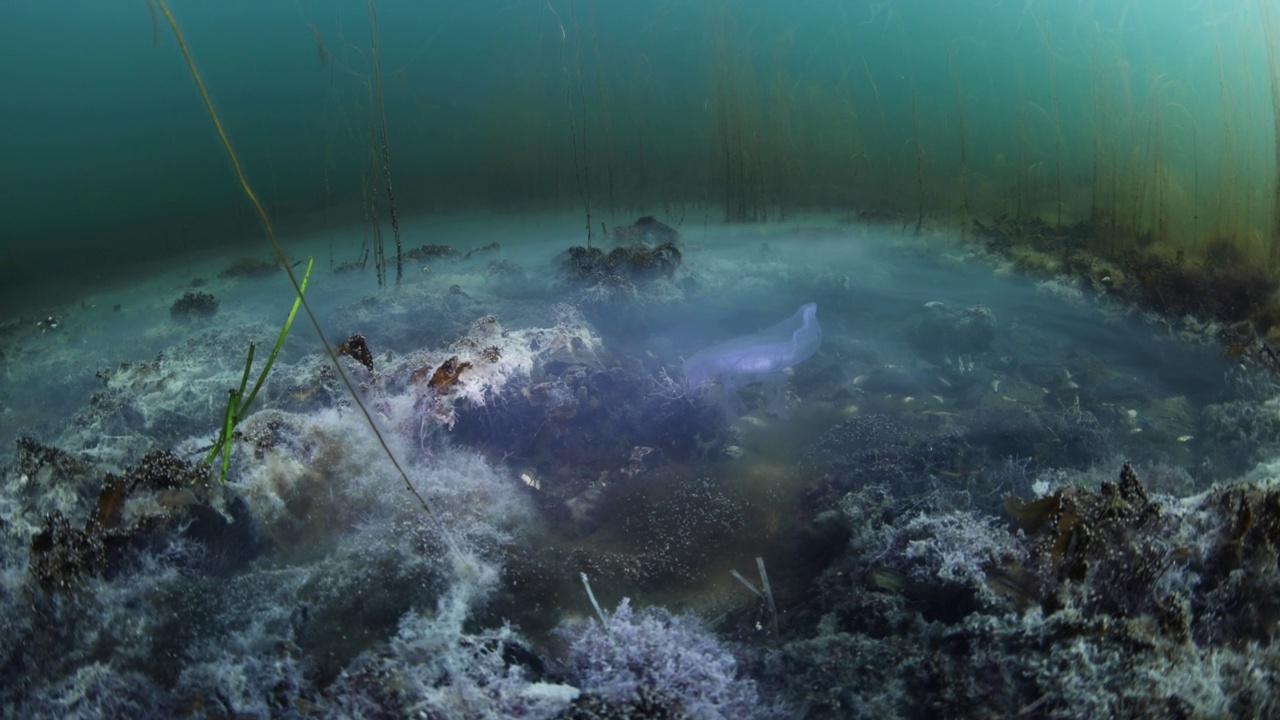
[570,0,592,245]
[367,80,386,287]
[1258,0,1280,267]
[546,0,593,246]
[1034,1,1065,228]
[367,0,404,284]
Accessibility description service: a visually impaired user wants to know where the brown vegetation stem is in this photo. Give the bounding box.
[1037,11,1064,228]
[863,57,892,187]
[912,86,925,235]
[1012,56,1029,222]
[588,0,615,216]
[1209,12,1237,238]
[547,0,592,246]
[367,0,403,285]
[950,42,970,238]
[570,0,593,244]
[145,0,159,48]
[712,7,744,221]
[1257,0,1280,265]
[366,80,385,286]
[1089,41,1103,240]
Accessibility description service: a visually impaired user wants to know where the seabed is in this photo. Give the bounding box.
[2,212,1279,717]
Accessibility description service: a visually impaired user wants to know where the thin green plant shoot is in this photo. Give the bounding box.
[202,257,313,483]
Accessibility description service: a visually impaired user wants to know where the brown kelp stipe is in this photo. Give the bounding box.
[364,78,387,287]
[587,0,616,218]
[366,0,404,285]
[949,38,974,238]
[1258,0,1280,268]
[910,80,925,235]
[1033,0,1064,228]
[709,3,765,223]
[152,0,466,566]
[546,0,594,247]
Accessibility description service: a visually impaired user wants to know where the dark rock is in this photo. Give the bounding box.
[169,291,219,321]
[909,302,996,362]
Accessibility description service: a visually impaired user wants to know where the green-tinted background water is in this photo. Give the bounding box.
[2,0,1277,310]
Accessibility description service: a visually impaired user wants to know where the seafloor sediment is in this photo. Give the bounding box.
[1,216,1277,718]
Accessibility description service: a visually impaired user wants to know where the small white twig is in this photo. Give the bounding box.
[757,556,779,637]
[580,572,611,637]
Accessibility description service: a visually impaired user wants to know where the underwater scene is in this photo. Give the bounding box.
[5,0,1280,717]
